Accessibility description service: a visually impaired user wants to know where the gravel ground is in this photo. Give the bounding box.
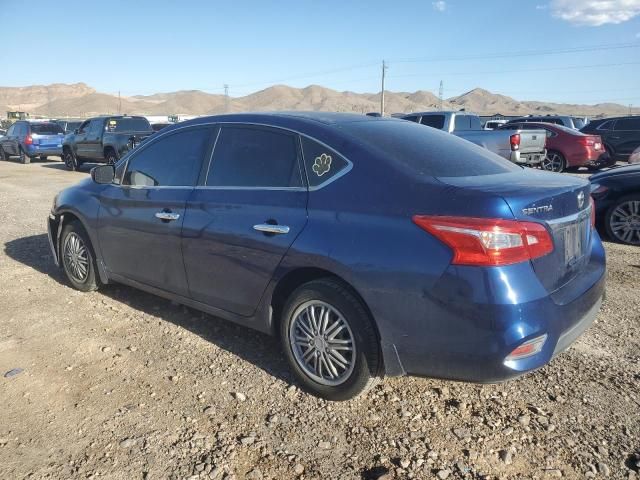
[0,159,638,480]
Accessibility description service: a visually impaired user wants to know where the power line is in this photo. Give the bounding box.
[388,61,640,79]
[391,42,640,63]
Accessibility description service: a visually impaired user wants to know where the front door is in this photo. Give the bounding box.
[85,118,105,159]
[611,117,640,156]
[74,120,91,158]
[97,125,215,296]
[182,125,308,316]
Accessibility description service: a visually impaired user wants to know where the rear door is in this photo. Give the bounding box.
[2,124,16,155]
[181,124,308,316]
[97,125,215,296]
[610,117,640,156]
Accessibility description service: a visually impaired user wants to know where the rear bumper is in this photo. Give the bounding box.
[511,150,546,165]
[382,233,606,382]
[585,152,615,169]
[26,145,63,157]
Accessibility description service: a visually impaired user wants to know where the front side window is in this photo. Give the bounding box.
[301,136,349,188]
[88,119,104,136]
[123,127,212,187]
[597,120,614,131]
[404,115,419,123]
[206,126,302,188]
[78,121,90,134]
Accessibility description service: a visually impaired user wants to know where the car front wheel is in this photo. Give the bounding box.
[280,278,382,401]
[61,221,99,292]
[605,195,640,246]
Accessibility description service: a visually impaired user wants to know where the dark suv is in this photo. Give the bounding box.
[0,120,65,164]
[62,115,153,170]
[580,116,640,162]
[506,115,586,130]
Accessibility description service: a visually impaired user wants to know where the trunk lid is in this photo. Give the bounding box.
[516,129,547,154]
[33,133,64,147]
[437,169,592,293]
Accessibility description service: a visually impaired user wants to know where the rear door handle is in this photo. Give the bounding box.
[155,211,180,221]
[253,224,290,234]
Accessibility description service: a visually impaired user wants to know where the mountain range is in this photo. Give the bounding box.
[0,83,637,119]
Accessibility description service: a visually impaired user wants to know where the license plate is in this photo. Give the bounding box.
[564,219,588,265]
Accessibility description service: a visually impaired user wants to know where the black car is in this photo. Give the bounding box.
[590,164,640,245]
[581,116,640,162]
[62,115,153,170]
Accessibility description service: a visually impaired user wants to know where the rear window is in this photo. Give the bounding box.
[419,115,445,129]
[106,117,151,132]
[342,120,520,177]
[30,123,64,135]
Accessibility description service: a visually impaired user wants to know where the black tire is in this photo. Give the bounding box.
[0,147,6,161]
[604,194,640,246]
[60,221,99,292]
[542,150,566,173]
[39,155,48,162]
[280,278,382,401]
[19,148,30,164]
[63,150,77,171]
[105,149,118,165]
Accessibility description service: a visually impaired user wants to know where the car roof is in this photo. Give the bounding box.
[178,111,401,129]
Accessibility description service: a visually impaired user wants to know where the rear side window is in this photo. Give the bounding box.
[207,126,302,188]
[343,120,520,177]
[301,137,349,188]
[597,120,614,130]
[30,123,64,135]
[123,127,212,187]
[615,117,640,130]
[106,117,151,132]
[453,115,471,131]
[420,115,445,129]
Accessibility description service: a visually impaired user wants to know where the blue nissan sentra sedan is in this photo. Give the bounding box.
[47,112,605,400]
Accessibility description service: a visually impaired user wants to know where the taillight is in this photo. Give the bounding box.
[510,133,520,151]
[505,334,547,362]
[24,135,33,145]
[578,136,598,147]
[590,196,596,227]
[412,215,554,266]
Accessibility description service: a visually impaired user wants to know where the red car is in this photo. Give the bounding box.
[500,122,613,172]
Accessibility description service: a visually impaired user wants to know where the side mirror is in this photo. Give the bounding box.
[91,165,115,184]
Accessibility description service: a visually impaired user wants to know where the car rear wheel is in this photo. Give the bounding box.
[64,150,77,171]
[542,150,565,173]
[39,155,48,161]
[604,194,640,246]
[60,221,99,292]
[19,148,30,165]
[280,278,382,401]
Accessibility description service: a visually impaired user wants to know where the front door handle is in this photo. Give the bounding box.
[155,211,180,221]
[253,224,290,234]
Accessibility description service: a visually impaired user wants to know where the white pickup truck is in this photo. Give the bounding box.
[401,111,547,166]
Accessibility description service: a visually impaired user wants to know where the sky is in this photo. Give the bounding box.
[1,0,639,105]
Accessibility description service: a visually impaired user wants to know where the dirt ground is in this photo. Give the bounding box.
[0,158,638,480]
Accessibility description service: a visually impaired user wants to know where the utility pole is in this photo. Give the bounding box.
[438,80,444,111]
[224,84,230,113]
[118,91,122,114]
[380,60,387,116]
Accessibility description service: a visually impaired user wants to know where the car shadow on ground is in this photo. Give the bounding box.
[39,162,95,173]
[4,233,294,386]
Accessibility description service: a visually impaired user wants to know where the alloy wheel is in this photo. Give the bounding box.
[609,200,640,245]
[542,152,563,172]
[288,300,356,386]
[64,152,75,170]
[63,232,89,283]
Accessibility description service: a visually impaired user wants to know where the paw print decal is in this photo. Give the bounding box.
[312,153,332,177]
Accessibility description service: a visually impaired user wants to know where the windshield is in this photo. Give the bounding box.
[30,123,64,135]
[106,117,151,132]
[342,120,521,177]
[572,117,586,129]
